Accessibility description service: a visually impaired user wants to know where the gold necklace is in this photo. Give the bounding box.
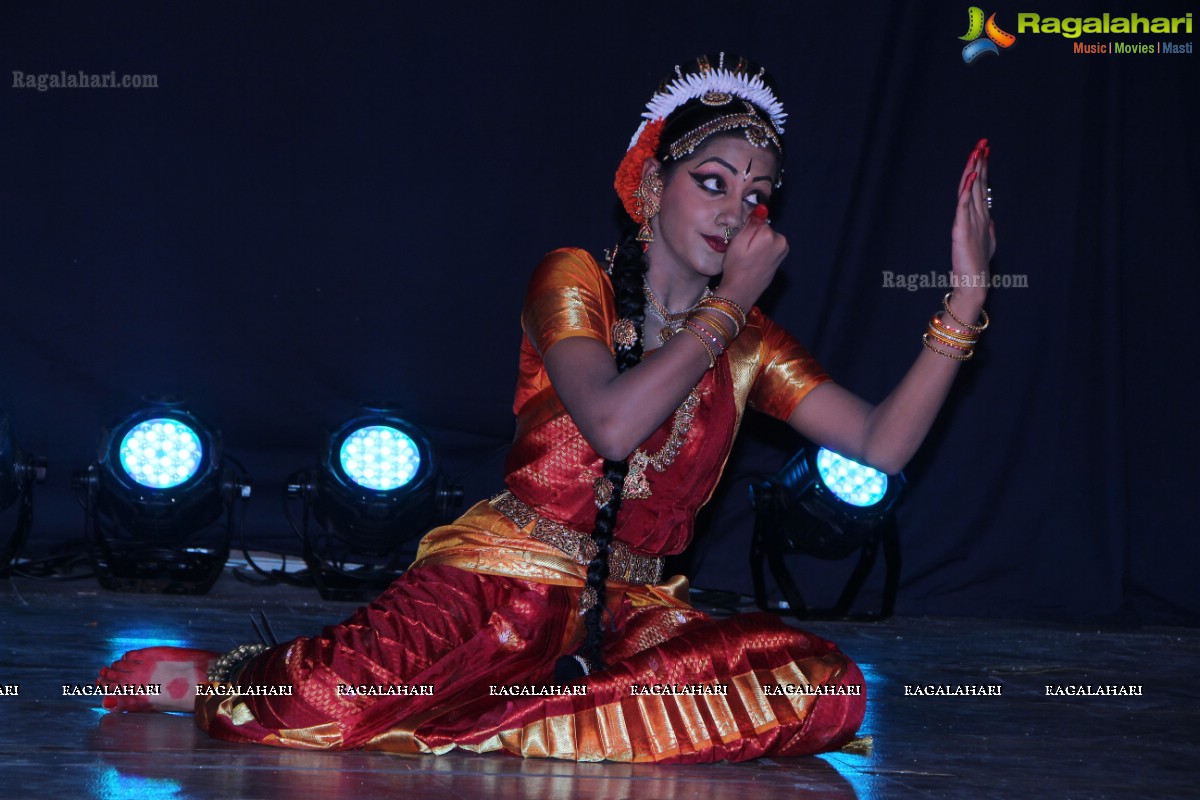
[622,388,701,500]
[643,280,712,345]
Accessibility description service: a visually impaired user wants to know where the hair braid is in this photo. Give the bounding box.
[553,222,646,682]
[553,55,785,683]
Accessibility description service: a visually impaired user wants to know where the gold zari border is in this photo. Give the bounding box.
[490,491,664,585]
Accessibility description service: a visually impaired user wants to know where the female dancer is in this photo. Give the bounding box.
[98,55,994,763]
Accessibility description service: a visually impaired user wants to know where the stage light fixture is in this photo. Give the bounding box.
[750,446,905,619]
[74,398,251,594]
[287,407,461,600]
[0,413,48,577]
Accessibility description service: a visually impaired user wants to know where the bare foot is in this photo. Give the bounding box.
[97,646,220,712]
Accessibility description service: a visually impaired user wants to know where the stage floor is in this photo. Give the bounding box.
[1,572,1195,799]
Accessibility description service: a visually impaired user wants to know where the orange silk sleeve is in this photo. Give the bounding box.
[746,312,830,423]
[521,248,614,356]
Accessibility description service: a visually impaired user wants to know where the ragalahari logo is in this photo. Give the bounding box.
[960,7,1017,62]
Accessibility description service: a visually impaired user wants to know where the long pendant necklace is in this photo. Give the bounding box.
[622,388,701,500]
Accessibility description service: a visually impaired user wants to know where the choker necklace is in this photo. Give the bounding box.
[643,280,712,345]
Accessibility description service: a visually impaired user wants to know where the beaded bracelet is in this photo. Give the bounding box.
[922,333,974,361]
[681,326,718,368]
[685,319,724,353]
[942,292,989,332]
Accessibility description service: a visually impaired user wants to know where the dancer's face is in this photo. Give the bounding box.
[647,136,778,280]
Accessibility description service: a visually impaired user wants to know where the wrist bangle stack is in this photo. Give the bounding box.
[697,296,747,332]
[923,292,988,361]
[681,324,719,368]
[927,317,974,351]
[922,333,974,360]
[688,309,733,343]
[673,295,747,369]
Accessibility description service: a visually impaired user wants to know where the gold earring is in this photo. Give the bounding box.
[633,169,663,244]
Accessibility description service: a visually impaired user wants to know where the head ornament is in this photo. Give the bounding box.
[627,55,786,151]
[615,54,786,221]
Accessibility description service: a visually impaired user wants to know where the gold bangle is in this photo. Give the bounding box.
[930,312,979,342]
[699,296,747,330]
[942,292,989,332]
[685,320,725,355]
[928,325,976,348]
[688,309,733,343]
[925,325,974,352]
[680,326,717,368]
[923,332,974,361]
[704,296,747,326]
[696,304,743,338]
[927,317,977,347]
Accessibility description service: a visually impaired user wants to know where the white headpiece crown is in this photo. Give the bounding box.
[627,54,787,150]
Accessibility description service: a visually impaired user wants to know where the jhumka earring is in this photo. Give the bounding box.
[633,169,663,244]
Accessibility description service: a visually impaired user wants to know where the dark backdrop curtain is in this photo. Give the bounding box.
[1,0,1194,623]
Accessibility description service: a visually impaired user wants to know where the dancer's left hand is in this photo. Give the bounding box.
[950,138,996,303]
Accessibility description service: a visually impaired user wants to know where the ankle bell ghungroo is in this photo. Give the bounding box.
[206,643,270,683]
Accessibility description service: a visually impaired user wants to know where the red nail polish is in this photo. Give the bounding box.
[753,204,769,220]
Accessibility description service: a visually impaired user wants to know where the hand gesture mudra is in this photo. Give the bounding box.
[718,204,788,310]
[951,138,997,301]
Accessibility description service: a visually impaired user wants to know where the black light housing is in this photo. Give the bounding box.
[0,413,48,577]
[75,398,250,594]
[750,446,905,619]
[287,406,461,600]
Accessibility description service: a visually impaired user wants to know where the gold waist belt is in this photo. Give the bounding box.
[490,491,664,585]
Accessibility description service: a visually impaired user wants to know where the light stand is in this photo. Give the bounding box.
[0,414,48,577]
[750,446,904,619]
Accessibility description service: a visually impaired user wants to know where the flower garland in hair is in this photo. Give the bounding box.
[614,118,664,221]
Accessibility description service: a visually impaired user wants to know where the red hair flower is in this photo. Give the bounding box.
[614,119,664,221]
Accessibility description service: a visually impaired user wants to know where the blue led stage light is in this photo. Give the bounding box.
[119,419,203,489]
[338,425,421,492]
[287,407,460,601]
[815,448,889,508]
[75,398,250,594]
[750,446,905,620]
